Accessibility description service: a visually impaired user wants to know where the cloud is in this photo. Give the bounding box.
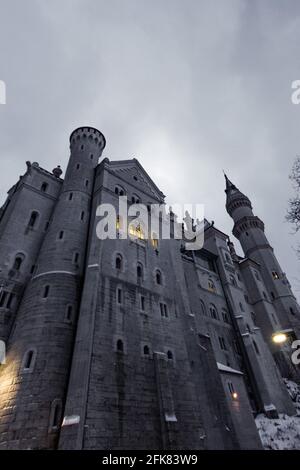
[0,0,300,297]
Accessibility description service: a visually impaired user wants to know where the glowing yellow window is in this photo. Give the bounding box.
[116,216,123,231]
[129,224,145,240]
[151,234,158,249]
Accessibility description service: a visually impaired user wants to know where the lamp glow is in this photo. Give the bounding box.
[272,333,287,344]
[232,392,238,400]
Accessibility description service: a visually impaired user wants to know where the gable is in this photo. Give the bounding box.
[108,159,165,202]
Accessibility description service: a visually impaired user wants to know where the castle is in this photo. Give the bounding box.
[0,126,299,450]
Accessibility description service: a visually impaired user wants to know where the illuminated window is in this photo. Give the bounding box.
[272,271,280,280]
[151,233,159,249]
[129,224,145,240]
[208,280,216,292]
[116,215,123,231]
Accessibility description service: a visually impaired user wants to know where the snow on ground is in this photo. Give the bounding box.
[255,379,300,450]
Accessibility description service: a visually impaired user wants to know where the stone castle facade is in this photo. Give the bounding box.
[0,126,299,450]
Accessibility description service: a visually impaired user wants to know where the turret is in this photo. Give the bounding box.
[0,127,106,450]
[225,174,300,380]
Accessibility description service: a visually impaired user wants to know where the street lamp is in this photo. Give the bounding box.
[272,328,295,345]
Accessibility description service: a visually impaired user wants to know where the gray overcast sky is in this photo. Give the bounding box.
[1,0,300,298]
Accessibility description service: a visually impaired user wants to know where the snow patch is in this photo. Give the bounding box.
[255,379,300,450]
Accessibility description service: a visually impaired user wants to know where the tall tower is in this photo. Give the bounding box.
[225,174,300,377]
[0,127,106,450]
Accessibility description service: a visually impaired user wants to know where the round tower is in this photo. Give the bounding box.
[0,127,106,450]
[224,174,300,375]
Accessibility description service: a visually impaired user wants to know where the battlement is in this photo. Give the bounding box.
[69,126,106,151]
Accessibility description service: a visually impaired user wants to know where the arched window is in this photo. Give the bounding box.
[271,291,275,300]
[49,399,62,432]
[41,182,48,192]
[167,350,173,360]
[115,185,126,196]
[69,192,73,201]
[222,309,229,323]
[117,339,124,353]
[13,253,25,271]
[253,340,260,355]
[200,300,207,316]
[208,280,216,292]
[28,211,39,229]
[80,211,85,221]
[129,223,145,240]
[22,348,37,372]
[115,254,123,270]
[58,230,64,240]
[137,263,143,279]
[155,270,162,285]
[143,345,150,356]
[209,304,219,320]
[131,194,140,204]
[43,285,50,299]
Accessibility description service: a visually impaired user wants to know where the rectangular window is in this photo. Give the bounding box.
[117,288,123,305]
[6,293,14,309]
[219,336,227,351]
[43,285,50,299]
[160,302,168,318]
[140,295,145,311]
[0,291,8,308]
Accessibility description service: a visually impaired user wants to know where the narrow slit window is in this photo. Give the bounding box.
[43,285,50,299]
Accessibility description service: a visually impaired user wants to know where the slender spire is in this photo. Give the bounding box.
[224,172,237,194]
